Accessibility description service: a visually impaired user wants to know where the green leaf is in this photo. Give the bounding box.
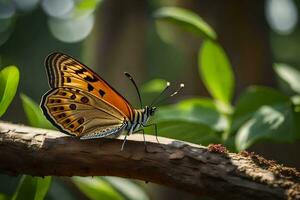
[20,94,54,129]
[291,95,300,107]
[199,40,234,104]
[235,103,296,151]
[0,193,10,200]
[72,177,124,200]
[35,177,52,200]
[274,63,300,94]
[103,177,149,200]
[291,96,300,138]
[11,176,36,200]
[148,98,225,144]
[154,7,217,40]
[76,0,98,11]
[231,86,289,133]
[140,79,168,105]
[293,110,300,139]
[0,66,19,117]
[12,176,52,200]
[152,120,221,145]
[141,79,168,94]
[154,98,227,131]
[48,179,77,200]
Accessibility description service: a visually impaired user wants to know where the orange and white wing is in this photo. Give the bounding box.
[45,52,134,120]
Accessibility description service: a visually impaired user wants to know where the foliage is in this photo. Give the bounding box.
[12,176,51,200]
[274,63,300,94]
[72,177,124,200]
[103,177,149,200]
[154,7,217,40]
[199,40,234,104]
[73,177,149,200]
[235,103,296,150]
[0,66,19,117]
[150,7,300,151]
[0,193,10,200]
[20,94,54,129]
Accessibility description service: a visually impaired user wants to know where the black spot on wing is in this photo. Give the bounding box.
[81,96,89,103]
[69,104,77,110]
[75,68,88,74]
[99,89,105,97]
[70,94,76,99]
[78,118,84,124]
[87,83,94,91]
[84,75,99,82]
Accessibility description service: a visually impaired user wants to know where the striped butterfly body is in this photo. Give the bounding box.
[41,52,183,150]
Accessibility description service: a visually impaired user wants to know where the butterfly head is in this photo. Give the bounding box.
[144,106,156,117]
[150,106,156,116]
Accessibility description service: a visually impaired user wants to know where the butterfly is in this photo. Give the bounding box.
[41,52,184,150]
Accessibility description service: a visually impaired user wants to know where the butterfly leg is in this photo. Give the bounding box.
[143,123,159,144]
[140,129,148,152]
[121,134,128,151]
[121,126,134,151]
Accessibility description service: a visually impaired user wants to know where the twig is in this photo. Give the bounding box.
[0,121,299,200]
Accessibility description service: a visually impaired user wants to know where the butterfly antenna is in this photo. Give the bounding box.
[154,83,184,106]
[124,72,143,108]
[150,82,171,107]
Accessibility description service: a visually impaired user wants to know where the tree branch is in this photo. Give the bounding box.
[0,121,299,200]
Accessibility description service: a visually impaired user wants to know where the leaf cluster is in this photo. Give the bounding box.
[150,7,300,151]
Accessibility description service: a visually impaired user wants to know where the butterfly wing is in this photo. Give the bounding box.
[41,87,127,138]
[45,52,134,120]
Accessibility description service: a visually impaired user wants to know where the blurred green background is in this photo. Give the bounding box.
[0,0,300,199]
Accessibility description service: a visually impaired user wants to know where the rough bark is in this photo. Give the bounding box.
[0,121,299,200]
